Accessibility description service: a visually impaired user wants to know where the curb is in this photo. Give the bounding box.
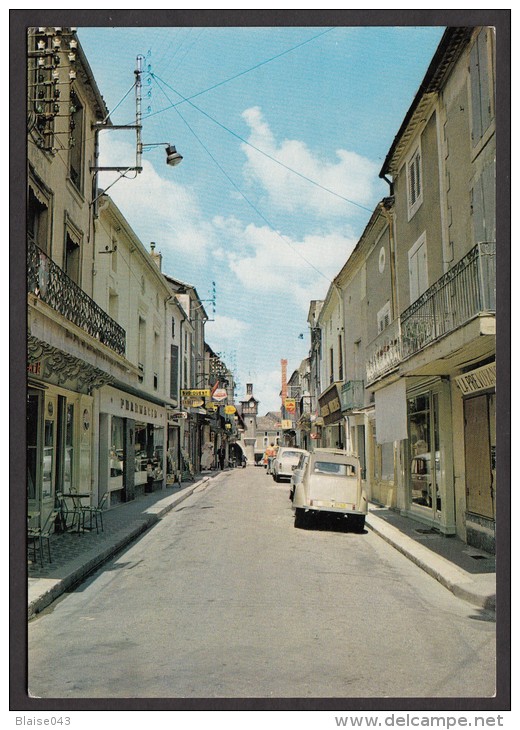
[28,476,214,619]
[366,513,496,612]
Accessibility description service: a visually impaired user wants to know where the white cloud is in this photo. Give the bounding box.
[98,139,216,256]
[222,220,356,309]
[205,315,250,347]
[241,107,379,217]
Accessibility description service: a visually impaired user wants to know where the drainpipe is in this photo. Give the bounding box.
[379,190,399,321]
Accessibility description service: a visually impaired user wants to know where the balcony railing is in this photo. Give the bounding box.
[27,239,126,356]
[400,242,495,359]
[366,318,402,384]
[340,380,365,411]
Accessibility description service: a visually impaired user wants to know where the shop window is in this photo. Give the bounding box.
[63,403,74,493]
[408,391,441,514]
[110,417,124,479]
[43,419,55,499]
[27,393,40,501]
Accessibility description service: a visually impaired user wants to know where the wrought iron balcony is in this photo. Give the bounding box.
[400,242,495,360]
[27,239,126,356]
[340,380,365,411]
[366,243,495,385]
[366,318,402,385]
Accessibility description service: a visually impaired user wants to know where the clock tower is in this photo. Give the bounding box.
[240,383,259,463]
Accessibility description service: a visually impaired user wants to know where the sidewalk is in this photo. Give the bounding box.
[366,504,496,612]
[27,474,496,618]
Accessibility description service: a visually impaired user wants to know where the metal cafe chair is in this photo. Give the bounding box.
[81,491,109,534]
[27,509,60,567]
[56,491,83,534]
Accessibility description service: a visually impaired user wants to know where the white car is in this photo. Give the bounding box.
[289,450,310,501]
[292,448,367,532]
[272,447,308,483]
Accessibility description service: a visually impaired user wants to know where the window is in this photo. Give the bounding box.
[170,345,179,400]
[471,160,496,244]
[28,185,50,253]
[138,317,146,373]
[338,334,344,381]
[64,231,80,284]
[69,90,84,190]
[408,233,428,303]
[377,302,391,333]
[407,146,423,218]
[329,347,334,384]
[470,28,494,148]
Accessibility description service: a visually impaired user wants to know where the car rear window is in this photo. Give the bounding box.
[313,461,356,476]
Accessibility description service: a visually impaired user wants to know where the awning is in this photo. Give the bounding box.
[375,379,407,444]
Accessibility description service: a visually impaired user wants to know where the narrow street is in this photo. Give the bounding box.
[28,467,496,699]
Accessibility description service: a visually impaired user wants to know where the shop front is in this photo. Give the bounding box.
[98,385,167,504]
[403,377,456,535]
[454,362,496,554]
[27,340,109,527]
[318,383,344,449]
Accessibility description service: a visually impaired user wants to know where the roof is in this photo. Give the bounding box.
[380,27,473,178]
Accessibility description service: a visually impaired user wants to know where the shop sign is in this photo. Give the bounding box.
[28,361,41,376]
[182,396,204,408]
[120,398,159,419]
[181,389,211,398]
[206,403,219,412]
[212,388,228,402]
[224,405,236,414]
[167,411,187,422]
[282,419,294,429]
[455,363,496,395]
[318,385,342,425]
[284,398,296,413]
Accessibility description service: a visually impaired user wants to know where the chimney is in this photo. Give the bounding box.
[150,241,162,271]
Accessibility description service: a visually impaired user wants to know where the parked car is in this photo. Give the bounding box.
[289,450,310,501]
[292,448,367,531]
[272,447,308,483]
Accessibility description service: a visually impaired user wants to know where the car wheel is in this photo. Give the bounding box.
[294,508,307,529]
[273,473,280,482]
[350,515,365,533]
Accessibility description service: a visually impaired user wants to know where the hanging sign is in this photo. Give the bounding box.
[224,405,236,414]
[212,388,228,402]
[181,389,211,398]
[285,398,296,413]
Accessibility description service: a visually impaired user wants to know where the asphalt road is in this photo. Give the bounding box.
[28,466,496,699]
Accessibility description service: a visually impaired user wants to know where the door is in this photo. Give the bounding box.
[464,394,495,519]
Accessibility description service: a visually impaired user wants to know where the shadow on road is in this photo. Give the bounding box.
[294,512,367,534]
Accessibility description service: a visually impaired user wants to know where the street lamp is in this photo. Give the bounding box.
[90,55,182,215]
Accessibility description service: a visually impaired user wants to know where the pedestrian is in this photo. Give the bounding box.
[265,443,277,474]
[217,446,226,470]
[146,459,154,493]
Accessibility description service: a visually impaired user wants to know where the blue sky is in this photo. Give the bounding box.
[78,24,445,412]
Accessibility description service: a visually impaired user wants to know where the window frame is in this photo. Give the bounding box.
[407,144,423,220]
